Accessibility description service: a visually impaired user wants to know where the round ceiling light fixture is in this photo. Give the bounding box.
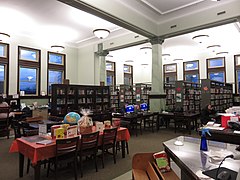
[207,45,221,52]
[51,45,65,52]
[125,60,134,63]
[93,29,110,39]
[0,32,10,42]
[192,35,209,44]
[173,59,183,61]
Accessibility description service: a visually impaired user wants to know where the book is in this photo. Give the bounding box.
[153,151,171,172]
[55,128,64,139]
[36,139,53,145]
[51,125,61,138]
[67,125,77,138]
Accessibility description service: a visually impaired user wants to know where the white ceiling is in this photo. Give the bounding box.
[0,0,239,51]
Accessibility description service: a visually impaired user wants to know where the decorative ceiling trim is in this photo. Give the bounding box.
[139,0,205,15]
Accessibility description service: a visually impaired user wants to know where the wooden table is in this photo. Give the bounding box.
[159,112,200,134]
[163,136,240,180]
[9,127,130,180]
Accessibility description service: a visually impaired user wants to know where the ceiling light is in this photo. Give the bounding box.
[216,52,228,56]
[93,29,110,39]
[140,46,152,55]
[207,45,221,52]
[173,59,183,61]
[125,60,134,63]
[162,54,170,57]
[51,45,65,53]
[192,35,209,44]
[0,32,10,42]
[211,0,220,2]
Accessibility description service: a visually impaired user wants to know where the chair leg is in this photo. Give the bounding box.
[126,142,129,154]
[101,150,104,168]
[27,159,30,174]
[94,154,98,172]
[74,159,78,180]
[174,122,177,133]
[113,146,116,164]
[80,156,83,177]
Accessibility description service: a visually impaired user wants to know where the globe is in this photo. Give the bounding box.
[64,112,81,124]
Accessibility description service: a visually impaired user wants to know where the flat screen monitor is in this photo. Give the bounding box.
[125,105,134,113]
[140,103,148,111]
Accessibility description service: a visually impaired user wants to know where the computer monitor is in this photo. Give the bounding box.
[125,105,134,113]
[140,103,148,111]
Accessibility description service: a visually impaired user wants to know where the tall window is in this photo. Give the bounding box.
[124,64,133,86]
[234,54,240,93]
[18,46,40,96]
[207,57,225,83]
[48,52,65,94]
[0,43,9,94]
[106,61,116,86]
[164,63,177,84]
[184,60,199,83]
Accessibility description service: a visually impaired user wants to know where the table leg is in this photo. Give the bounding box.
[121,140,126,158]
[19,153,24,177]
[33,161,41,180]
[188,119,191,135]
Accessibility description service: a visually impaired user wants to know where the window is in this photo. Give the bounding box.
[0,43,9,94]
[48,52,65,94]
[234,54,240,93]
[207,57,225,83]
[164,63,177,84]
[124,64,133,86]
[184,60,199,83]
[18,46,40,96]
[106,61,115,86]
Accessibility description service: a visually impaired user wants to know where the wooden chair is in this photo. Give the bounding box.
[47,136,79,180]
[0,107,10,139]
[173,112,187,133]
[131,113,143,136]
[98,127,118,168]
[144,113,159,132]
[78,131,99,177]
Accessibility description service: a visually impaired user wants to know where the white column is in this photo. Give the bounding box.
[150,37,165,112]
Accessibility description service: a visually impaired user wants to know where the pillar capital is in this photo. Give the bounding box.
[150,36,164,45]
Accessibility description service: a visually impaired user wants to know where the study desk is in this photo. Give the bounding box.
[163,136,240,180]
[159,112,200,134]
[9,127,130,180]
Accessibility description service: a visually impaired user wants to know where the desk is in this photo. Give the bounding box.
[9,127,130,180]
[28,120,62,131]
[200,128,240,145]
[159,112,200,134]
[163,136,240,180]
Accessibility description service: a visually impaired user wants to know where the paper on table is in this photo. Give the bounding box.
[234,130,240,134]
[36,139,53,145]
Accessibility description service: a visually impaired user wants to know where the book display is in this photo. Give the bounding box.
[201,79,233,112]
[119,85,135,107]
[51,84,110,116]
[110,86,120,111]
[164,83,175,111]
[175,81,201,113]
[135,83,151,106]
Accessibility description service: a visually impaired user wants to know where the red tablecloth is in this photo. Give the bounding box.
[9,127,130,164]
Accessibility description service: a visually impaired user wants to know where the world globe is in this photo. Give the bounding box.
[64,112,81,124]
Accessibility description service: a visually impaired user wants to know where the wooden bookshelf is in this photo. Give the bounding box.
[164,83,175,111]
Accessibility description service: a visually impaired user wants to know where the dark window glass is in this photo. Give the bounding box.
[19,48,38,61]
[106,63,113,71]
[209,59,223,68]
[19,67,37,94]
[124,65,131,73]
[185,61,198,70]
[165,76,176,84]
[209,72,224,82]
[0,65,5,94]
[107,75,113,86]
[185,74,199,83]
[0,44,5,57]
[49,53,63,65]
[48,70,63,93]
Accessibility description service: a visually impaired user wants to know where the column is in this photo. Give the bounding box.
[96,43,109,85]
[150,36,165,112]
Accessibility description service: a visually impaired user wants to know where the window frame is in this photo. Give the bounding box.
[123,64,133,86]
[163,63,177,84]
[207,57,226,83]
[0,43,9,95]
[234,54,240,94]
[17,46,41,96]
[183,60,199,83]
[106,61,116,86]
[47,51,66,95]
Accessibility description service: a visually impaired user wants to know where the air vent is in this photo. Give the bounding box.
[110,42,114,45]
[134,35,139,38]
[217,11,226,16]
[170,25,177,29]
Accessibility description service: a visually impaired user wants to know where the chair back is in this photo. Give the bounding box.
[80,131,99,155]
[0,107,10,136]
[102,127,117,147]
[153,112,159,122]
[56,136,79,161]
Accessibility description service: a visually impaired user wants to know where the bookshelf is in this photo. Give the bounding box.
[201,79,233,112]
[175,81,201,113]
[51,84,110,116]
[164,83,175,111]
[109,86,120,112]
[119,85,135,108]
